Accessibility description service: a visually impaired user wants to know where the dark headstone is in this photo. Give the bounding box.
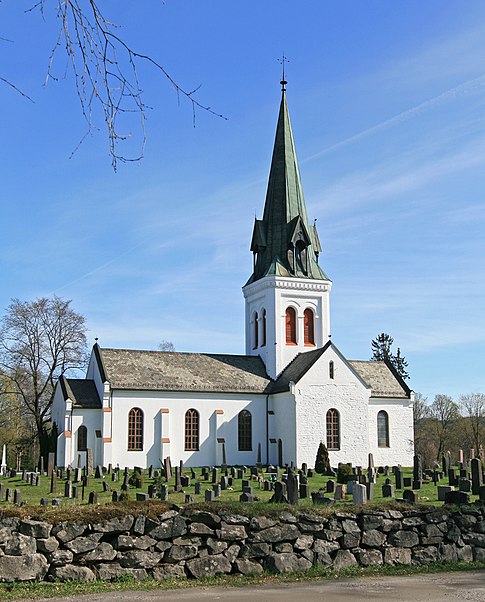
[471,458,483,495]
[164,457,172,482]
[136,492,149,502]
[220,476,228,490]
[402,489,417,504]
[72,486,79,499]
[47,452,55,477]
[194,482,202,495]
[212,484,221,497]
[286,470,299,505]
[237,468,244,480]
[205,489,215,502]
[239,492,254,503]
[271,481,288,504]
[211,468,218,484]
[88,491,98,504]
[444,490,470,504]
[448,468,457,486]
[64,480,73,498]
[51,498,61,506]
[86,448,94,476]
[13,489,21,505]
[40,497,49,506]
[221,442,227,471]
[160,484,169,501]
[299,483,309,499]
[395,469,403,490]
[382,483,394,498]
[112,491,121,502]
[256,442,262,468]
[185,494,194,504]
[366,481,375,501]
[95,465,103,479]
[5,488,12,502]
[102,480,111,493]
[479,485,485,502]
[148,465,154,479]
[403,477,412,488]
[326,479,335,493]
[181,475,190,488]
[50,471,57,494]
[459,478,472,493]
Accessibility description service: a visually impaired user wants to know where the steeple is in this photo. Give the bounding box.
[248,83,328,284]
[243,81,332,379]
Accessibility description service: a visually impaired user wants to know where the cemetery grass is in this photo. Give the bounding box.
[1,561,485,600]
[0,466,477,519]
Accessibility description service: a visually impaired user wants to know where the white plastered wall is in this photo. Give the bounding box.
[269,391,297,466]
[243,275,331,379]
[293,346,371,468]
[368,398,414,466]
[109,390,267,468]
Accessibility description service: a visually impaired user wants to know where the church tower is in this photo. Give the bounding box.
[243,80,332,379]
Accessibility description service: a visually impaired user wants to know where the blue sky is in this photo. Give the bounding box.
[1,1,485,403]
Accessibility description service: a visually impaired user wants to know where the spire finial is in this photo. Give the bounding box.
[278,54,288,91]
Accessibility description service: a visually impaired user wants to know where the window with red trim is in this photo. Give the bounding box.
[285,307,297,345]
[128,408,143,451]
[304,308,315,346]
[185,409,199,451]
[326,408,340,450]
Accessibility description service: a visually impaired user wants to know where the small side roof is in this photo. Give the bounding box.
[59,375,102,409]
[97,347,273,394]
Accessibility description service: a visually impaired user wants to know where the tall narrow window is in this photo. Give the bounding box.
[285,307,297,345]
[304,308,315,346]
[326,408,340,450]
[261,309,267,347]
[128,408,144,451]
[77,425,87,452]
[185,409,199,451]
[238,410,252,451]
[329,360,334,379]
[377,411,390,447]
[253,312,259,349]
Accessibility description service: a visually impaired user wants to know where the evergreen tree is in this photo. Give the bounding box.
[371,332,394,361]
[371,333,410,380]
[314,441,330,474]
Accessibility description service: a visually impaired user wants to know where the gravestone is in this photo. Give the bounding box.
[211,468,218,484]
[470,448,475,460]
[103,480,111,492]
[220,476,228,490]
[40,498,49,506]
[272,481,288,503]
[221,442,228,471]
[402,489,417,504]
[382,483,394,497]
[237,468,244,480]
[35,475,41,486]
[107,464,112,475]
[95,465,102,479]
[367,452,375,483]
[366,481,375,501]
[444,490,470,504]
[74,468,81,483]
[160,485,169,501]
[256,442,262,468]
[311,491,333,505]
[51,498,61,506]
[86,448,94,475]
[395,468,403,490]
[239,492,254,502]
[64,481,73,498]
[459,449,464,464]
[181,475,190,488]
[174,467,182,492]
[112,491,121,502]
[147,484,156,498]
[459,478,472,493]
[212,484,221,497]
[413,454,422,489]
[185,494,194,504]
[72,486,79,499]
[403,477,412,488]
[40,456,45,475]
[299,475,309,499]
[334,484,346,501]
[136,493,149,502]
[326,479,335,493]
[479,485,485,502]
[353,483,367,504]
[5,487,12,502]
[191,468,197,480]
[148,465,154,479]
[471,457,483,495]
[164,456,172,482]
[0,484,3,499]
[286,470,299,505]
[50,471,57,494]
[205,489,215,502]
[438,485,454,501]
[194,482,202,495]
[88,491,98,504]
[448,468,457,487]
[301,463,308,476]
[13,489,21,505]
[250,466,259,477]
[111,472,118,482]
[242,485,253,495]
[47,452,55,477]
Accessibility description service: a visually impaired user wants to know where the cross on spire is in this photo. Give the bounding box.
[278,54,288,91]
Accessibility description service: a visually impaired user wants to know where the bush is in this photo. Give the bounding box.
[337,463,353,484]
[128,469,144,488]
[314,442,330,474]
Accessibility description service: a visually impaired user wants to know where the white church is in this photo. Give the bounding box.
[52,81,414,470]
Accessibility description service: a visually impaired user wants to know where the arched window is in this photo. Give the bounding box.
[285,307,297,345]
[77,425,87,452]
[329,360,334,379]
[128,408,144,451]
[238,410,252,451]
[326,408,340,450]
[185,409,199,451]
[377,411,390,447]
[261,309,267,347]
[253,312,259,349]
[304,308,315,346]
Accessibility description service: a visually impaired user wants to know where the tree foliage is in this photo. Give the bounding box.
[370,332,409,380]
[158,340,175,352]
[459,393,485,456]
[314,441,330,474]
[0,296,87,465]
[2,1,224,169]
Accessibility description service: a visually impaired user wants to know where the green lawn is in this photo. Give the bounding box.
[0,466,471,510]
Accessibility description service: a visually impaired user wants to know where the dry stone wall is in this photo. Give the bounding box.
[1,505,485,582]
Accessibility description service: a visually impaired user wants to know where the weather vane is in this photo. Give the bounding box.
[278,54,289,91]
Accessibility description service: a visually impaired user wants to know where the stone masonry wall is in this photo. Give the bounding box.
[1,505,485,582]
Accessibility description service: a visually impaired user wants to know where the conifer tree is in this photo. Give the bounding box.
[314,441,330,474]
[371,333,410,380]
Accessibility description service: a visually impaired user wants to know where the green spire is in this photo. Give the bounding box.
[248,85,328,284]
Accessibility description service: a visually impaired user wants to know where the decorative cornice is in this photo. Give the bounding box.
[243,275,331,297]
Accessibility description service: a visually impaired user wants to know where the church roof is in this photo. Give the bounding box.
[59,376,102,409]
[247,86,329,284]
[271,342,410,399]
[348,360,411,399]
[98,347,272,394]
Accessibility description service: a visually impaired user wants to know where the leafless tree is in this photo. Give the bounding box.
[2,1,225,169]
[0,296,87,465]
[428,394,460,460]
[158,340,175,352]
[459,393,485,456]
